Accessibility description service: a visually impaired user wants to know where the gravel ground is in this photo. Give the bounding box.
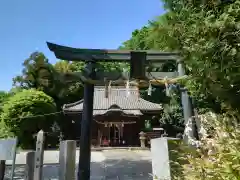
[4,150,152,180]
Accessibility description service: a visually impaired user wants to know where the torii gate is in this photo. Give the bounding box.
[47,42,196,180]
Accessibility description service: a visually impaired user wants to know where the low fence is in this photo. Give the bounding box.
[0,129,167,180]
[0,130,76,180]
[0,138,17,180]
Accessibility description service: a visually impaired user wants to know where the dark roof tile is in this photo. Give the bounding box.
[63,86,162,115]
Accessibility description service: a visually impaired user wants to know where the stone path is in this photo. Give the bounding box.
[4,149,152,180]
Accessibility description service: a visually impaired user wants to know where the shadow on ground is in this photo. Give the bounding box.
[4,165,59,180]
[4,160,152,180]
[100,159,152,180]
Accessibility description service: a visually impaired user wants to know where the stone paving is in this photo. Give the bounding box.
[4,149,153,180]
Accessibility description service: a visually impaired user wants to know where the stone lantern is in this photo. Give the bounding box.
[139,131,146,148]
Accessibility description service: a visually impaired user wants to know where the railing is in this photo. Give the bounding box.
[1,129,153,180]
[0,130,76,180]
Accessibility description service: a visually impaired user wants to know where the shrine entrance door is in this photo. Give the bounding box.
[109,123,124,146]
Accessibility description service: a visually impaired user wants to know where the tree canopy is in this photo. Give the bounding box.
[161,0,240,113]
[1,89,58,148]
[0,91,11,112]
[120,0,240,114]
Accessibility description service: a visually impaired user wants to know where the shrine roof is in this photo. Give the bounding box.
[63,86,162,116]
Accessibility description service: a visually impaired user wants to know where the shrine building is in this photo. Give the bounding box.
[63,86,163,147]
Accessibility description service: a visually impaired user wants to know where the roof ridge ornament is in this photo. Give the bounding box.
[125,80,130,97]
[108,104,121,109]
[164,76,170,97]
[108,80,112,95]
[104,78,108,98]
[104,79,112,98]
[136,82,140,100]
[148,82,152,96]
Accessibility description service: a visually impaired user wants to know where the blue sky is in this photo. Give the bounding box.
[0,0,164,91]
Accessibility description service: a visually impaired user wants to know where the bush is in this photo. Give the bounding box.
[0,120,14,139]
[178,112,240,180]
[1,89,58,148]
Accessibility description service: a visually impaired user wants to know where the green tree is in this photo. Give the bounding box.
[157,0,240,112]
[126,1,240,178]
[121,0,240,113]
[13,52,54,90]
[0,91,11,113]
[119,27,151,50]
[0,120,14,139]
[9,87,23,95]
[53,60,84,102]
[12,52,73,102]
[159,86,184,136]
[54,60,74,73]
[120,22,184,136]
[0,91,14,139]
[1,89,58,148]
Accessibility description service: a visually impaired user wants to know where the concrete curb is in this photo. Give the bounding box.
[8,147,150,165]
[88,147,150,151]
[19,146,150,152]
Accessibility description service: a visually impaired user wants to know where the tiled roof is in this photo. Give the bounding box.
[63,86,162,116]
[92,109,143,116]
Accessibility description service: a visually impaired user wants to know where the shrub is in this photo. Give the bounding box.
[0,120,14,139]
[1,89,58,148]
[179,112,240,180]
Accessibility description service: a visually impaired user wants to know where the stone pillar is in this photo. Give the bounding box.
[139,131,146,148]
[25,151,35,180]
[151,137,183,180]
[59,140,76,180]
[34,130,45,180]
[177,59,198,145]
[177,60,193,125]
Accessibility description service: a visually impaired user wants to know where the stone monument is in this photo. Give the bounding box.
[151,137,183,180]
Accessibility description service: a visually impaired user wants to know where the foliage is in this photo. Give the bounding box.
[119,1,240,179]
[159,86,184,136]
[0,91,11,103]
[12,54,85,141]
[10,51,132,141]
[119,27,152,50]
[0,120,14,139]
[13,52,54,90]
[120,0,240,114]
[54,60,74,73]
[0,91,13,138]
[1,89,58,148]
[157,0,240,112]
[0,1,239,178]
[9,87,23,95]
[120,23,184,136]
[0,91,11,113]
[119,0,240,135]
[178,112,240,180]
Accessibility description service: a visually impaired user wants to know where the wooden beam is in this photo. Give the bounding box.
[63,75,187,87]
[47,42,179,62]
[130,51,146,79]
[63,71,179,82]
[148,72,179,79]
